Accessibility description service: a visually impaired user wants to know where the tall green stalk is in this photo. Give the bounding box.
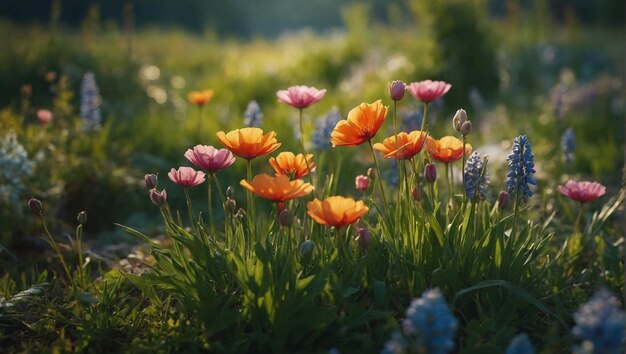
[367,139,388,209]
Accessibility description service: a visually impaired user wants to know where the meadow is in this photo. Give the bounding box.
[0,3,624,353]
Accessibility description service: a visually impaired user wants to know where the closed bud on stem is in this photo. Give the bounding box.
[460,121,472,136]
[149,188,167,207]
[412,186,423,201]
[388,80,406,101]
[224,198,236,213]
[144,174,158,189]
[367,167,376,181]
[300,240,315,258]
[28,198,42,214]
[355,175,369,191]
[356,227,372,250]
[77,211,87,225]
[452,109,468,131]
[226,186,234,199]
[424,163,437,183]
[278,209,293,227]
[498,191,510,209]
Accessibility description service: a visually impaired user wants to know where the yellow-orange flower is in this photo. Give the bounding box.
[373,131,428,160]
[330,100,388,147]
[269,152,316,179]
[216,127,281,160]
[240,174,313,202]
[306,196,369,227]
[187,89,214,106]
[426,136,472,163]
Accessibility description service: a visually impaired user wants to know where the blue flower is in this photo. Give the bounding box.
[572,289,625,354]
[561,128,575,164]
[80,72,102,132]
[505,333,535,354]
[400,110,423,132]
[243,100,263,128]
[464,151,489,201]
[0,131,34,206]
[506,135,536,203]
[381,331,408,354]
[312,108,341,150]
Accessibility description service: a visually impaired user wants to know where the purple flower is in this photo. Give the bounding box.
[276,85,326,109]
[168,167,206,187]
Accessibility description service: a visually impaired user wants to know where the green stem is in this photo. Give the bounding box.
[207,174,214,235]
[393,100,402,209]
[420,102,429,132]
[574,202,584,234]
[512,188,520,238]
[39,215,76,291]
[76,224,84,285]
[367,139,388,209]
[246,159,256,238]
[184,188,195,231]
[462,135,467,203]
[298,108,314,187]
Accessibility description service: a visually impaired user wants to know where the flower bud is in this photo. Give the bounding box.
[355,175,369,191]
[235,208,246,220]
[226,186,234,199]
[77,211,87,225]
[388,80,406,101]
[367,167,376,181]
[460,121,472,136]
[300,240,315,258]
[356,227,371,250]
[149,188,167,207]
[224,197,236,214]
[498,191,510,209]
[144,174,158,189]
[424,163,437,183]
[411,186,423,201]
[452,109,467,131]
[278,209,293,227]
[28,198,42,214]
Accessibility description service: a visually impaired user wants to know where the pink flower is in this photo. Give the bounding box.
[149,188,167,207]
[168,167,206,187]
[407,80,452,103]
[37,109,53,124]
[276,85,326,109]
[558,180,606,203]
[184,145,235,174]
[355,175,369,190]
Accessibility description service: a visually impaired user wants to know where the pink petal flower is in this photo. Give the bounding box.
[184,145,236,174]
[276,85,326,109]
[406,80,452,103]
[558,180,606,203]
[168,167,206,187]
[37,109,53,124]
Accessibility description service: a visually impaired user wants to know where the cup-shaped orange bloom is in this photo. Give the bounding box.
[216,127,281,160]
[269,152,316,179]
[240,174,313,203]
[330,100,388,147]
[426,136,472,163]
[187,89,214,106]
[373,130,428,160]
[306,196,369,227]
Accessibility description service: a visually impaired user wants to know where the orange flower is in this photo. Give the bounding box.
[306,196,369,227]
[269,152,316,179]
[426,136,472,163]
[187,89,214,106]
[330,100,388,147]
[216,127,281,160]
[240,174,313,203]
[373,131,428,160]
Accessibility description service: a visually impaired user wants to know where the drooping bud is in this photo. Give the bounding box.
[367,167,376,181]
[452,109,467,131]
[388,80,406,101]
[28,198,42,214]
[300,240,315,258]
[278,209,293,227]
[460,121,472,136]
[355,175,369,191]
[412,186,423,201]
[144,174,158,189]
[224,198,236,214]
[77,211,88,225]
[356,227,372,250]
[226,186,234,199]
[149,188,167,207]
[424,163,437,183]
[498,191,510,209]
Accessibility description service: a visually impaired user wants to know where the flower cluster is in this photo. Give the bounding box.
[464,151,489,201]
[243,100,263,128]
[506,135,536,203]
[561,127,575,164]
[0,131,35,205]
[312,108,341,150]
[80,71,102,132]
[505,333,535,354]
[572,289,625,354]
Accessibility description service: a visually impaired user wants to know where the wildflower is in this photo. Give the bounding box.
[80,72,102,132]
[355,226,371,250]
[407,80,452,103]
[216,127,281,160]
[278,209,293,227]
[312,108,342,150]
[506,135,536,203]
[28,198,42,214]
[149,188,167,207]
[424,163,437,183]
[77,211,87,225]
[226,186,234,199]
[168,167,206,188]
[572,289,625,354]
[144,174,158,189]
[452,109,467,132]
[187,89,214,106]
[243,100,263,127]
[37,109,53,124]
[388,80,406,101]
[355,175,369,191]
[373,131,428,160]
[498,191,510,209]
[464,152,489,201]
[401,288,458,354]
[381,330,408,354]
[306,196,369,227]
[330,100,388,147]
[505,334,535,354]
[558,180,606,204]
[460,121,472,136]
[427,136,472,164]
[184,145,235,174]
[276,85,326,109]
[240,174,313,203]
[561,128,575,164]
[0,131,34,205]
[269,152,316,179]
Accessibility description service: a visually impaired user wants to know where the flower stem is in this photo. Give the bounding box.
[574,202,584,234]
[420,102,429,132]
[298,108,314,187]
[184,188,195,231]
[367,139,388,209]
[39,215,76,291]
[246,159,256,237]
[207,173,214,235]
[462,135,467,203]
